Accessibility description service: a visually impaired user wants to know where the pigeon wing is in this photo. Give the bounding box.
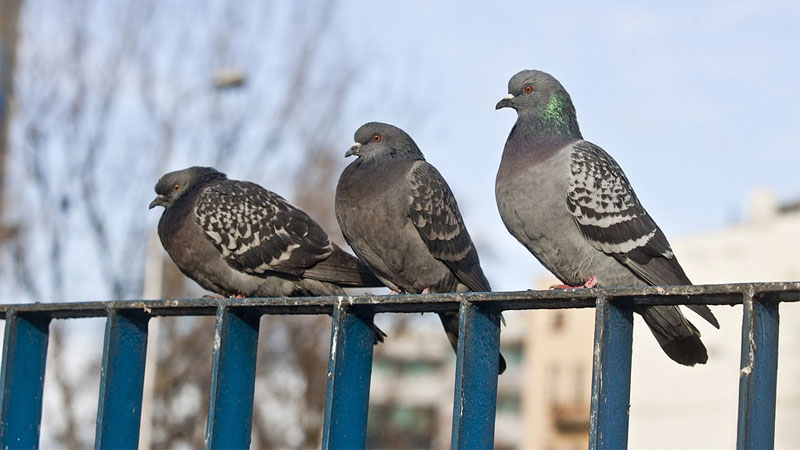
[408,161,490,292]
[567,142,718,327]
[195,181,333,276]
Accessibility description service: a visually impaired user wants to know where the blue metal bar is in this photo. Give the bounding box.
[94,309,149,449]
[0,311,51,450]
[450,301,501,449]
[736,289,779,450]
[589,295,633,450]
[204,307,260,450]
[321,304,376,450]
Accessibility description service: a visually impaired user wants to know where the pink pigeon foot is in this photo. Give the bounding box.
[551,276,597,290]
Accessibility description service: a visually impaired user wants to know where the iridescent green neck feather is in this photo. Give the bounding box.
[527,93,582,140]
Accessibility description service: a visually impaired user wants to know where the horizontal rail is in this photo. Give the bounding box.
[1,282,799,319]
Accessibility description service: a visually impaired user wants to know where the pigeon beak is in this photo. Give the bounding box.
[149,195,167,209]
[495,94,515,110]
[345,142,362,158]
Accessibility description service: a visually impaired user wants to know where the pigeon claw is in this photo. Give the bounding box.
[550,276,597,290]
[421,287,431,294]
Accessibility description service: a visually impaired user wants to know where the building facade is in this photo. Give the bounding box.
[367,191,800,449]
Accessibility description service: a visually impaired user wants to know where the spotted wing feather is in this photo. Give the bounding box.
[567,142,718,327]
[195,181,333,276]
[567,142,672,258]
[408,162,490,292]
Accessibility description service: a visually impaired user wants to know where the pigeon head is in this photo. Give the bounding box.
[149,166,227,209]
[345,122,425,161]
[496,70,581,136]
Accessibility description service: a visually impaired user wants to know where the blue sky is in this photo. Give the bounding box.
[331,0,800,290]
[7,0,798,299]
[3,3,798,444]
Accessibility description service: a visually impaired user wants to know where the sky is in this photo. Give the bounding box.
[328,0,800,290]
[3,1,798,298]
[2,1,798,445]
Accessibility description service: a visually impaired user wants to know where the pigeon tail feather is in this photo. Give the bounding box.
[686,304,720,329]
[639,305,708,366]
[372,324,387,344]
[439,311,507,374]
[303,245,385,288]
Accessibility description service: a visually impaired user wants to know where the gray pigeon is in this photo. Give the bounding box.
[495,70,719,366]
[335,122,506,374]
[150,166,385,309]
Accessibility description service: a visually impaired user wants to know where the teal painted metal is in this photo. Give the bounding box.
[736,288,779,449]
[95,309,149,449]
[0,311,51,450]
[588,296,633,450]
[204,307,260,450]
[450,301,501,449]
[321,304,376,450]
[0,283,797,449]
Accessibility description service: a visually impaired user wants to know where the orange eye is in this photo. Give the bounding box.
[372,133,382,142]
[523,85,533,94]
[172,183,181,191]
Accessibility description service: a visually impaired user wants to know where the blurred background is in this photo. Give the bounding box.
[0,0,798,449]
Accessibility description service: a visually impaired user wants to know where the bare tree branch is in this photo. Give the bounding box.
[4,0,385,447]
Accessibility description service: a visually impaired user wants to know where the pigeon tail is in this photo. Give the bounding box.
[439,311,507,374]
[639,305,708,366]
[372,323,387,344]
[686,304,720,329]
[304,245,384,288]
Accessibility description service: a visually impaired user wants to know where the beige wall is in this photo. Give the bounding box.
[629,198,800,450]
[520,193,800,450]
[523,306,594,450]
[368,193,800,450]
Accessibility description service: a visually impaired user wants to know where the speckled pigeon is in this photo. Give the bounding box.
[149,166,385,315]
[495,70,719,366]
[335,122,506,374]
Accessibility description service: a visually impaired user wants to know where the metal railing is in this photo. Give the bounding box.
[1,282,799,449]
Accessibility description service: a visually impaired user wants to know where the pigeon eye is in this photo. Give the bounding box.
[372,134,382,143]
[172,183,181,191]
[523,85,533,94]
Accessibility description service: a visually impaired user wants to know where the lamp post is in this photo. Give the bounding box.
[0,0,22,240]
[138,66,246,450]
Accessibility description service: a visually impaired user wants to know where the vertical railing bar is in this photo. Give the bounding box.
[94,308,149,450]
[589,295,633,450]
[204,306,261,450]
[450,300,501,450]
[0,310,51,450]
[736,287,779,449]
[321,303,376,450]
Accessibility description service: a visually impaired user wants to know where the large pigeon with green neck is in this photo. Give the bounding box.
[495,69,719,366]
[336,122,506,374]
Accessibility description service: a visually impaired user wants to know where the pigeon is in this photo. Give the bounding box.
[495,70,719,366]
[149,167,386,339]
[335,122,506,374]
